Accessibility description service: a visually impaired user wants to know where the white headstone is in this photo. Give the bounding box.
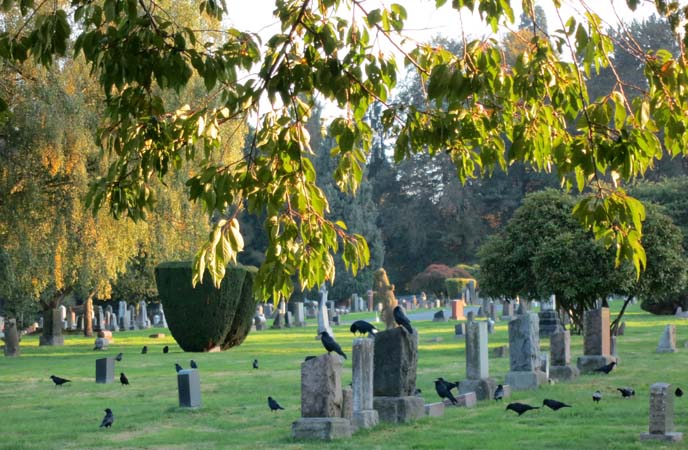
[317,285,334,338]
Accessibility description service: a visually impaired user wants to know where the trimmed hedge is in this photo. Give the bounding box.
[155,261,258,352]
[445,277,476,300]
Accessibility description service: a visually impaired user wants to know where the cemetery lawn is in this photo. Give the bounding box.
[1,303,686,450]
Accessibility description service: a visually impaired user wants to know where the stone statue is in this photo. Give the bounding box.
[373,268,398,330]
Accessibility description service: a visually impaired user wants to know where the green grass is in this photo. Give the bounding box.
[1,303,687,449]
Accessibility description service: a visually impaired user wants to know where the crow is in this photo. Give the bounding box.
[435,379,458,405]
[436,377,459,392]
[162,345,169,354]
[592,390,602,403]
[543,399,572,411]
[676,387,684,397]
[190,360,198,369]
[506,402,539,416]
[252,359,259,369]
[414,388,423,396]
[617,387,635,398]
[320,331,347,360]
[175,363,183,373]
[115,353,123,362]
[141,346,148,354]
[99,408,114,428]
[50,375,71,387]
[119,372,129,386]
[593,361,616,374]
[268,396,285,412]
[393,305,413,334]
[494,384,504,401]
[350,320,378,337]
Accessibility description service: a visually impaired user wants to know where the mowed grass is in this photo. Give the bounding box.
[1,304,687,450]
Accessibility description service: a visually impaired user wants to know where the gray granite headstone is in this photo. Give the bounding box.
[317,286,334,338]
[178,369,202,408]
[504,313,546,390]
[640,382,683,441]
[656,325,677,353]
[373,327,418,397]
[301,354,343,417]
[95,357,115,383]
[458,320,496,400]
[352,338,378,430]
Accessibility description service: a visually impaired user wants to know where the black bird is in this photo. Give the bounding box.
[163,346,169,354]
[494,384,504,401]
[543,399,572,411]
[141,346,148,354]
[119,372,129,386]
[592,390,602,403]
[436,377,459,392]
[268,396,285,412]
[506,402,539,416]
[593,361,616,374]
[99,408,114,428]
[190,360,198,369]
[350,320,378,337]
[617,387,635,398]
[676,387,684,397]
[434,379,458,405]
[175,363,183,373]
[50,375,71,387]
[393,306,413,334]
[414,388,423,396]
[320,331,347,360]
[115,353,123,362]
[252,359,259,369]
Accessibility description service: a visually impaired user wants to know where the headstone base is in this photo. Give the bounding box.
[504,371,547,391]
[352,410,378,431]
[459,378,496,401]
[424,402,445,417]
[640,432,683,442]
[576,355,616,374]
[444,391,477,408]
[373,396,425,423]
[291,418,352,441]
[549,365,579,381]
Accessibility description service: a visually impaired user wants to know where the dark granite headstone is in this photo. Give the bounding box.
[177,369,201,408]
[95,357,115,384]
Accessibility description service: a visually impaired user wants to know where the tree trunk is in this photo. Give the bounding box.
[84,293,94,337]
[3,318,20,357]
[610,296,634,335]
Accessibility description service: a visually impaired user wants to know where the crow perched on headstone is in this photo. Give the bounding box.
[115,353,123,362]
[506,402,539,415]
[119,372,129,386]
[50,375,71,387]
[320,331,347,360]
[393,306,413,334]
[268,396,284,412]
[543,399,572,411]
[676,387,684,397]
[190,360,198,369]
[593,361,616,374]
[350,320,378,337]
[162,345,169,354]
[592,390,602,403]
[252,359,259,369]
[99,408,114,428]
[435,379,458,405]
[141,346,148,354]
[617,387,635,398]
[494,384,504,401]
[175,363,183,373]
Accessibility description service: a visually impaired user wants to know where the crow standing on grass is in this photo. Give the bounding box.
[163,345,169,354]
[320,331,347,360]
[350,320,378,337]
[119,373,129,386]
[506,403,539,416]
[543,399,572,411]
[434,379,458,405]
[617,387,635,398]
[676,387,683,397]
[141,346,148,354]
[50,375,71,387]
[593,361,616,374]
[252,359,259,369]
[592,391,602,403]
[268,396,285,412]
[99,408,114,428]
[115,353,123,362]
[393,306,413,334]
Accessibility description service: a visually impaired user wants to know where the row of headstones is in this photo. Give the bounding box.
[46,301,166,333]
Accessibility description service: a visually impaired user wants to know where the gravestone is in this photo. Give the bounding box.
[352,338,379,430]
[177,369,202,408]
[617,321,626,336]
[577,307,616,373]
[66,307,75,331]
[93,337,108,350]
[467,280,476,305]
[3,318,20,357]
[96,306,105,331]
[504,313,547,390]
[341,387,353,422]
[656,325,677,353]
[488,302,497,321]
[459,320,496,400]
[122,309,131,331]
[40,308,65,346]
[118,300,127,322]
[549,329,579,381]
[640,383,683,442]
[501,301,515,321]
[367,289,374,312]
[95,357,115,383]
[450,300,465,320]
[373,328,425,423]
[487,319,495,334]
[271,312,285,329]
[58,305,67,329]
[432,310,447,322]
[137,301,149,329]
[158,303,168,328]
[285,311,293,328]
[317,286,334,338]
[454,323,465,337]
[294,302,306,327]
[292,353,352,440]
[492,345,508,358]
[254,314,267,330]
[538,296,561,338]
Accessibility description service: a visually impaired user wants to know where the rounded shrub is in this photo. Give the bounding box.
[155,261,258,352]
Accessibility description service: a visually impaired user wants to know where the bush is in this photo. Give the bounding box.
[445,278,476,299]
[409,264,476,298]
[155,261,258,352]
